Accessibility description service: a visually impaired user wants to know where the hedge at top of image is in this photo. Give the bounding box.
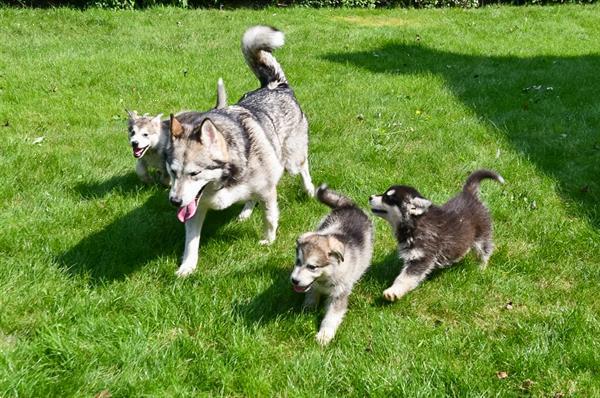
[0,0,596,9]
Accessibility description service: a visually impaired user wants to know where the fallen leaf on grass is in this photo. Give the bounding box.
[504,301,513,310]
[496,371,508,379]
[32,136,44,145]
[95,390,112,398]
[521,379,534,390]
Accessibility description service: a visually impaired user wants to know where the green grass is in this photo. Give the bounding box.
[1,5,599,396]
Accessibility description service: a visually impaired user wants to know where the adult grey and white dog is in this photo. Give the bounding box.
[369,170,504,302]
[291,184,373,345]
[167,26,315,277]
[126,79,229,186]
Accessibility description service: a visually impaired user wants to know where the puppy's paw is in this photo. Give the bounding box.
[383,286,405,302]
[237,209,253,221]
[175,265,196,277]
[315,328,335,346]
[259,238,275,246]
[306,184,316,198]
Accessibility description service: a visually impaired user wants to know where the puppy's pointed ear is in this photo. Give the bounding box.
[408,196,432,215]
[297,232,316,245]
[170,114,184,138]
[151,113,163,124]
[126,109,138,120]
[327,236,345,264]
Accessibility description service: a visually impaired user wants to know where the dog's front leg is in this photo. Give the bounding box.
[258,189,278,245]
[316,294,348,346]
[136,160,152,184]
[302,289,320,311]
[383,261,430,302]
[176,206,208,277]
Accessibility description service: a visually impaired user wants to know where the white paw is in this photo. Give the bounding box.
[258,238,274,246]
[237,209,253,221]
[306,184,316,198]
[175,265,196,277]
[315,328,335,346]
[383,286,405,302]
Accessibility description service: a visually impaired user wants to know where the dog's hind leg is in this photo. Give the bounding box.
[238,200,256,221]
[258,189,279,245]
[473,235,494,269]
[316,294,348,346]
[299,159,315,197]
[176,206,208,277]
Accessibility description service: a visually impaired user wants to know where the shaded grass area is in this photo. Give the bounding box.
[0,5,599,396]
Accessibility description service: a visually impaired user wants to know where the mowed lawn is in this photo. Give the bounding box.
[1,4,599,396]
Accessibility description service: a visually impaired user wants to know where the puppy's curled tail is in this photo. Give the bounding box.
[316,184,355,209]
[463,169,505,196]
[242,25,287,89]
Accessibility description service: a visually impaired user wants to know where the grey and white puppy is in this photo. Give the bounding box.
[126,79,229,186]
[369,170,504,302]
[291,184,373,345]
[167,26,315,277]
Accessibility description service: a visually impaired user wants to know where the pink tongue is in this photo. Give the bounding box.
[177,201,198,223]
[133,148,144,157]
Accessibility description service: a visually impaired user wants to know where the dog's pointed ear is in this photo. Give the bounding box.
[151,113,163,124]
[170,114,184,138]
[197,118,220,143]
[327,236,345,264]
[408,196,432,215]
[126,109,138,120]
[197,118,229,160]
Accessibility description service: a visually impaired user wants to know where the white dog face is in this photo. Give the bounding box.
[369,186,432,229]
[167,116,230,222]
[127,111,163,158]
[290,233,345,293]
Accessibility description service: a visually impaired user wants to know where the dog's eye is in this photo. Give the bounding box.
[143,133,149,137]
[306,264,317,271]
[189,171,201,177]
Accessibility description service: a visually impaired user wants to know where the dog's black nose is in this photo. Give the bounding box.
[369,195,374,201]
[291,277,300,285]
[170,197,182,207]
[131,140,139,148]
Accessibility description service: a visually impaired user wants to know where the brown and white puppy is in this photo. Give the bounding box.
[291,184,373,345]
[369,170,504,302]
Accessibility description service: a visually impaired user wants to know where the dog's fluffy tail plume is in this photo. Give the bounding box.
[316,184,355,209]
[463,169,505,196]
[242,25,287,88]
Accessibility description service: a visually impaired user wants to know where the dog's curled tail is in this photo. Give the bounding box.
[463,169,505,196]
[316,184,355,209]
[242,25,287,89]
[215,78,227,109]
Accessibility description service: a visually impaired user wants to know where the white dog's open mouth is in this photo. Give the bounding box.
[293,282,312,293]
[176,184,208,223]
[132,145,149,158]
[371,208,387,215]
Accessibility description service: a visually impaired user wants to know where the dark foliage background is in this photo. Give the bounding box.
[0,0,596,9]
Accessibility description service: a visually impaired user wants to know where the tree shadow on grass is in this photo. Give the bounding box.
[58,173,241,284]
[323,43,600,228]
